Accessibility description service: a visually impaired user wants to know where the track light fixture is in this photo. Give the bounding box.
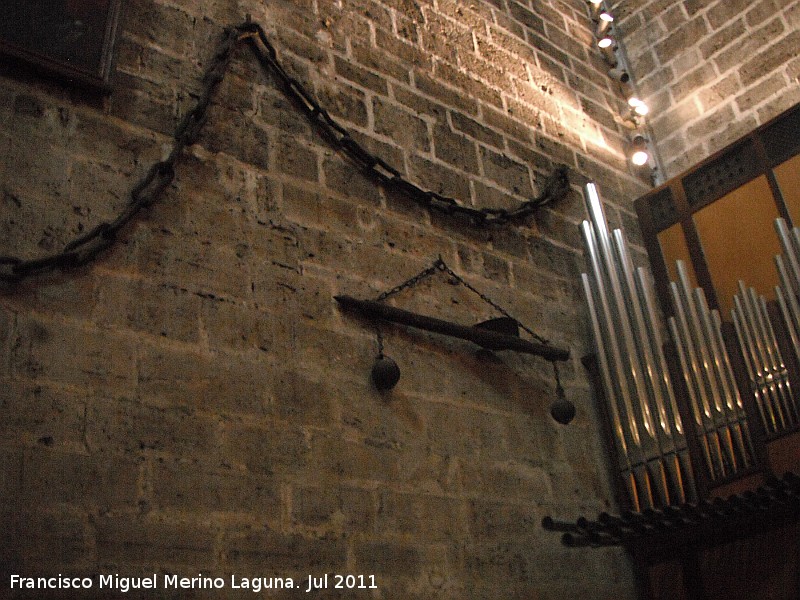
[627,95,649,116]
[587,0,603,20]
[630,135,650,166]
[600,43,617,66]
[584,0,659,178]
[595,18,612,37]
[597,35,614,49]
[608,68,629,83]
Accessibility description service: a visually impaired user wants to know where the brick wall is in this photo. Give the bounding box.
[0,0,646,598]
[613,0,800,178]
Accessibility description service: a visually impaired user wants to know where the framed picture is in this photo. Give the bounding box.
[0,0,123,91]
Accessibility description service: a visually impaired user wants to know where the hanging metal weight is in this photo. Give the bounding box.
[551,397,576,425]
[550,367,576,424]
[371,354,401,391]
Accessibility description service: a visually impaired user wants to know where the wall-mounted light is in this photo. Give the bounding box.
[627,95,649,116]
[587,0,604,20]
[597,35,614,49]
[630,135,650,166]
[600,43,618,66]
[583,1,662,181]
[608,68,630,83]
[595,16,612,37]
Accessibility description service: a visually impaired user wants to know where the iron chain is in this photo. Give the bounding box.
[374,259,446,303]
[372,256,555,361]
[1,20,569,284]
[373,258,445,357]
[438,260,550,345]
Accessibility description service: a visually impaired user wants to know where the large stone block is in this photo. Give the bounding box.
[310,431,400,482]
[94,276,202,343]
[334,55,389,94]
[373,97,431,154]
[433,124,480,175]
[95,514,216,568]
[85,395,219,460]
[1,506,92,573]
[376,490,468,543]
[653,18,709,65]
[739,30,800,86]
[291,483,375,532]
[0,380,86,450]
[21,448,140,511]
[272,369,337,427]
[11,316,137,392]
[152,461,281,517]
[218,421,311,476]
[272,134,321,183]
[223,527,346,572]
[353,541,421,577]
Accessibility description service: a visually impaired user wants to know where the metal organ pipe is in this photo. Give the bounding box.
[580,183,693,507]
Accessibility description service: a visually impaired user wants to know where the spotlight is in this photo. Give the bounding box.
[600,43,618,65]
[597,36,614,49]
[633,102,649,116]
[595,19,612,37]
[627,94,645,108]
[608,68,629,83]
[630,135,650,166]
[599,11,614,23]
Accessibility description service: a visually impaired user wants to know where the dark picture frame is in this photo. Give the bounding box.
[0,0,123,91]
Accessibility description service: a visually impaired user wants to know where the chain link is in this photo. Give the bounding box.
[1,20,569,284]
[439,260,550,345]
[374,259,445,303]
[0,24,243,284]
[372,257,553,359]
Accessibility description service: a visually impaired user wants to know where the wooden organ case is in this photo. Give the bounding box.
[549,104,800,600]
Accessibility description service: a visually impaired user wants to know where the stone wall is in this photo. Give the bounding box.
[0,0,646,598]
[613,0,800,178]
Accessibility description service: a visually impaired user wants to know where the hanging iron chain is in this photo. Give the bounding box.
[240,19,570,226]
[437,260,550,345]
[1,20,569,284]
[0,25,242,284]
[372,258,445,356]
[374,258,446,303]
[372,256,554,354]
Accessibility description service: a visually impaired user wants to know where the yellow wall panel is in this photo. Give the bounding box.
[658,222,698,289]
[775,154,800,227]
[693,176,781,316]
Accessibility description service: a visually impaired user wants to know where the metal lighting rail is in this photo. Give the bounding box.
[581,183,695,510]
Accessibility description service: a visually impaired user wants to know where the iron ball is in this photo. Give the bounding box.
[371,355,401,391]
[550,397,576,425]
